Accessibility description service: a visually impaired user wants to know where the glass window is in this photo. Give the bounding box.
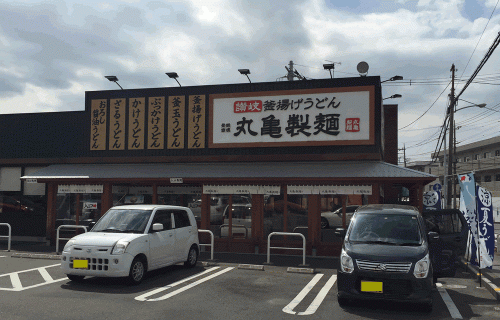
[219,195,252,239]
[264,192,284,239]
[485,175,492,182]
[496,150,500,157]
[424,213,462,234]
[112,185,153,206]
[496,174,500,181]
[474,154,479,160]
[173,210,191,228]
[93,208,151,233]
[150,210,172,231]
[286,195,308,236]
[349,214,421,244]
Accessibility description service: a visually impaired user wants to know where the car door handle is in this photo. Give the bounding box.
[454,237,462,242]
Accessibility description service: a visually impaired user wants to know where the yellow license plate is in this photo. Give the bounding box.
[73,259,88,269]
[361,281,383,293]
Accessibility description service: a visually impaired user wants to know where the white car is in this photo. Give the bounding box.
[190,195,251,224]
[60,205,199,285]
[320,205,359,229]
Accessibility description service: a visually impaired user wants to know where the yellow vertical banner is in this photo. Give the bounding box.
[128,97,145,150]
[168,96,185,149]
[109,99,126,150]
[148,97,165,149]
[188,95,206,149]
[90,99,107,150]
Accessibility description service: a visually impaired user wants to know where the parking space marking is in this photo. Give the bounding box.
[135,267,234,302]
[283,274,337,316]
[0,263,67,291]
[437,287,463,319]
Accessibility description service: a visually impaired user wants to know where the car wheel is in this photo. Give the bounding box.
[128,256,146,285]
[184,245,198,268]
[67,274,85,282]
[320,217,329,229]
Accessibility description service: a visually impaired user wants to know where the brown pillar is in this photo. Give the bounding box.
[308,194,321,246]
[410,183,424,212]
[200,193,210,230]
[101,183,112,217]
[367,183,380,204]
[251,194,264,239]
[152,184,158,204]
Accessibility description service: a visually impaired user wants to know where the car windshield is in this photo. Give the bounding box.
[92,209,152,233]
[349,213,422,245]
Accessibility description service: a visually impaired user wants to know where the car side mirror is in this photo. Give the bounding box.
[428,231,439,242]
[335,228,346,238]
[152,223,164,231]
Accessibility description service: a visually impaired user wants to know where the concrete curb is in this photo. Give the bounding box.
[287,267,315,274]
[237,264,265,271]
[460,257,500,301]
[11,253,61,260]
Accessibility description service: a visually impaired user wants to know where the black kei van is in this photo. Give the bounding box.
[335,204,439,312]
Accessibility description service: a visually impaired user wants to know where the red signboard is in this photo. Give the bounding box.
[234,100,263,113]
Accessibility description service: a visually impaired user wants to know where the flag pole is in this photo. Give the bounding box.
[476,183,481,287]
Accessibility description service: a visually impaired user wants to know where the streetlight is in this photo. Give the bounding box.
[166,72,181,87]
[446,101,486,208]
[104,76,123,90]
[323,63,335,79]
[383,94,402,100]
[381,75,403,83]
[238,69,252,83]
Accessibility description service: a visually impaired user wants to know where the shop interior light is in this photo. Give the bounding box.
[166,72,181,87]
[104,76,123,90]
[238,69,252,83]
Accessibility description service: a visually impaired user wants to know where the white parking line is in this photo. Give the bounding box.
[135,267,234,302]
[282,274,337,315]
[437,287,463,319]
[0,263,67,291]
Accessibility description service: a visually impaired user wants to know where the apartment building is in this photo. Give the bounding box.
[408,136,500,197]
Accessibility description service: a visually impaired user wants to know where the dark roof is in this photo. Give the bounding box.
[22,161,436,180]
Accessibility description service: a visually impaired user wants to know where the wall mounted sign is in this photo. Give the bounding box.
[209,87,374,148]
[288,185,372,195]
[157,186,202,195]
[57,185,103,194]
[203,185,280,195]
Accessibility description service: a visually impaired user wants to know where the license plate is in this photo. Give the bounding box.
[73,259,88,269]
[361,281,383,293]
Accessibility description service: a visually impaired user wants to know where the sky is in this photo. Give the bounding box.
[1,0,500,164]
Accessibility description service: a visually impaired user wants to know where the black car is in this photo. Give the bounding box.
[335,204,439,312]
[422,209,467,280]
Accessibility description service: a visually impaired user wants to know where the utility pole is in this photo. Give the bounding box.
[398,144,407,167]
[447,64,456,209]
[287,61,295,81]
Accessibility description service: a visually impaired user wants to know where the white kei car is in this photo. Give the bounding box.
[61,205,200,285]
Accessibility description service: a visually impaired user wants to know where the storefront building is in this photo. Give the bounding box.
[0,76,435,256]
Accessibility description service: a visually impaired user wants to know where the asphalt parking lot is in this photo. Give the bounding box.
[0,250,499,320]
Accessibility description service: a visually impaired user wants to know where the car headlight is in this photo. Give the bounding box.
[414,253,430,278]
[62,240,75,253]
[340,248,354,273]
[111,239,130,255]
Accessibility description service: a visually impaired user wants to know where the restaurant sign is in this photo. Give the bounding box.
[210,87,374,148]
